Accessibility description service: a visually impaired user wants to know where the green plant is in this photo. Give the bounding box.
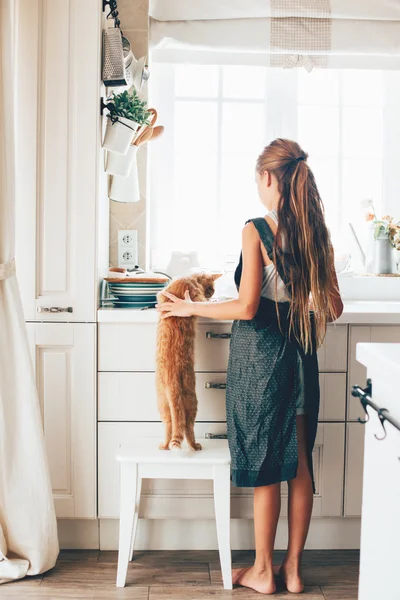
[107,89,151,125]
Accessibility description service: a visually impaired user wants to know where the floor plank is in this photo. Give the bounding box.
[0,550,359,599]
[321,584,359,600]
[149,585,324,599]
[0,588,149,599]
[98,550,220,565]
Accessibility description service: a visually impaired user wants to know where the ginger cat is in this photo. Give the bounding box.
[156,273,221,451]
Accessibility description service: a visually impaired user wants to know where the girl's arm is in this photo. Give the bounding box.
[157,222,263,320]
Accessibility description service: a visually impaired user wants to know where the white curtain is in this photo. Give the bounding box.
[150,0,400,69]
[0,0,59,584]
[150,0,400,21]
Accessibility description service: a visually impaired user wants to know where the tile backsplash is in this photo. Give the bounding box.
[109,0,149,268]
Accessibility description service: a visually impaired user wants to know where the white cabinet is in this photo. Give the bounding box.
[319,373,346,421]
[312,423,345,517]
[98,422,345,520]
[15,0,103,322]
[317,325,348,372]
[348,326,400,420]
[344,423,365,517]
[26,323,97,518]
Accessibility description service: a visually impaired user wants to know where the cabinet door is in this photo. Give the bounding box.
[319,373,346,421]
[15,0,102,322]
[348,326,400,420]
[344,423,365,517]
[312,423,345,517]
[317,325,348,372]
[27,323,97,518]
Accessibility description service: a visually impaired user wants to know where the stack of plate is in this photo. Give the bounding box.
[105,276,169,309]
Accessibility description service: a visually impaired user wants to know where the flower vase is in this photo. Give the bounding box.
[366,234,394,274]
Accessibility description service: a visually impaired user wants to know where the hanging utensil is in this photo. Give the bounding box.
[147,125,164,141]
[133,127,153,146]
[102,12,127,87]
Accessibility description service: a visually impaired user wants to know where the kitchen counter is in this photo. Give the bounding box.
[97,300,400,324]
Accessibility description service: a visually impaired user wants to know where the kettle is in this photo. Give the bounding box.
[165,251,200,278]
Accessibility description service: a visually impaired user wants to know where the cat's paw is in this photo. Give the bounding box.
[191,442,202,451]
[159,442,169,450]
[169,440,182,451]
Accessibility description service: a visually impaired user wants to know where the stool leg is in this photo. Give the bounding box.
[213,465,232,590]
[116,462,138,587]
[129,476,142,561]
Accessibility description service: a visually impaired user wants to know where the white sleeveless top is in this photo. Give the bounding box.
[260,210,291,303]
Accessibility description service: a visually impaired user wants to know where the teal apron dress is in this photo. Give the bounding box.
[226,218,320,491]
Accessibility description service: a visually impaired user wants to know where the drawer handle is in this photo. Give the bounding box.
[37,306,73,313]
[206,332,231,340]
[205,382,227,390]
[205,433,228,439]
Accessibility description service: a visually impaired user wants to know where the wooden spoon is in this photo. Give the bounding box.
[148,125,164,141]
[133,127,153,146]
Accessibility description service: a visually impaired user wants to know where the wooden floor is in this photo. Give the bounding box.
[1,550,359,599]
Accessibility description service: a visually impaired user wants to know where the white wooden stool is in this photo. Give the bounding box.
[116,438,232,590]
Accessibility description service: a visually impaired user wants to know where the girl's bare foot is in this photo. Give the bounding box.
[232,565,276,595]
[279,559,304,594]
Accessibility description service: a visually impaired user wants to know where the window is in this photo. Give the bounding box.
[149,64,399,271]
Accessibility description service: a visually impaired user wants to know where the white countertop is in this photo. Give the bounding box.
[357,343,400,378]
[97,300,400,324]
[356,342,400,421]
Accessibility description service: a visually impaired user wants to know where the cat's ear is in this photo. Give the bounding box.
[211,273,223,281]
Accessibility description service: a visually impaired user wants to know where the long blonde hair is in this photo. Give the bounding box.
[256,138,335,352]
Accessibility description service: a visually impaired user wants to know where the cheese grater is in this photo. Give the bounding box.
[102,20,127,87]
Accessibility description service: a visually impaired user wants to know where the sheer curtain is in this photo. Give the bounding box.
[150,0,400,70]
[0,0,59,583]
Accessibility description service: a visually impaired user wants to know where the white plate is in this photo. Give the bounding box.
[108,288,161,295]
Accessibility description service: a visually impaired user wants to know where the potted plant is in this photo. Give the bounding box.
[103,89,152,155]
[364,199,400,273]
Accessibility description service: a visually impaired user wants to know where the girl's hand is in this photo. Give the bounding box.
[156,290,194,319]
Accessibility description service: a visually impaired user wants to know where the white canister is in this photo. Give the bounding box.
[366,234,395,274]
[106,144,137,177]
[103,116,140,155]
[109,154,140,203]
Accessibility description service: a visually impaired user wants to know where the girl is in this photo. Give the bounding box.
[156,138,343,595]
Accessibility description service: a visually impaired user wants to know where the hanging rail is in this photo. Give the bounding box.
[352,380,400,440]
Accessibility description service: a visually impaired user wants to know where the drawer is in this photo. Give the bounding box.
[98,372,227,422]
[98,422,227,518]
[98,322,232,372]
[319,373,346,421]
[317,325,348,372]
[98,371,344,423]
[98,322,347,373]
[98,422,344,519]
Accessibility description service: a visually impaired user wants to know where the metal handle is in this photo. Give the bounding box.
[37,306,73,313]
[205,382,227,390]
[206,332,231,340]
[205,433,228,440]
[352,379,400,438]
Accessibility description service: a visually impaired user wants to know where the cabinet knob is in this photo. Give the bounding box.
[205,382,227,390]
[206,332,231,340]
[37,306,73,313]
